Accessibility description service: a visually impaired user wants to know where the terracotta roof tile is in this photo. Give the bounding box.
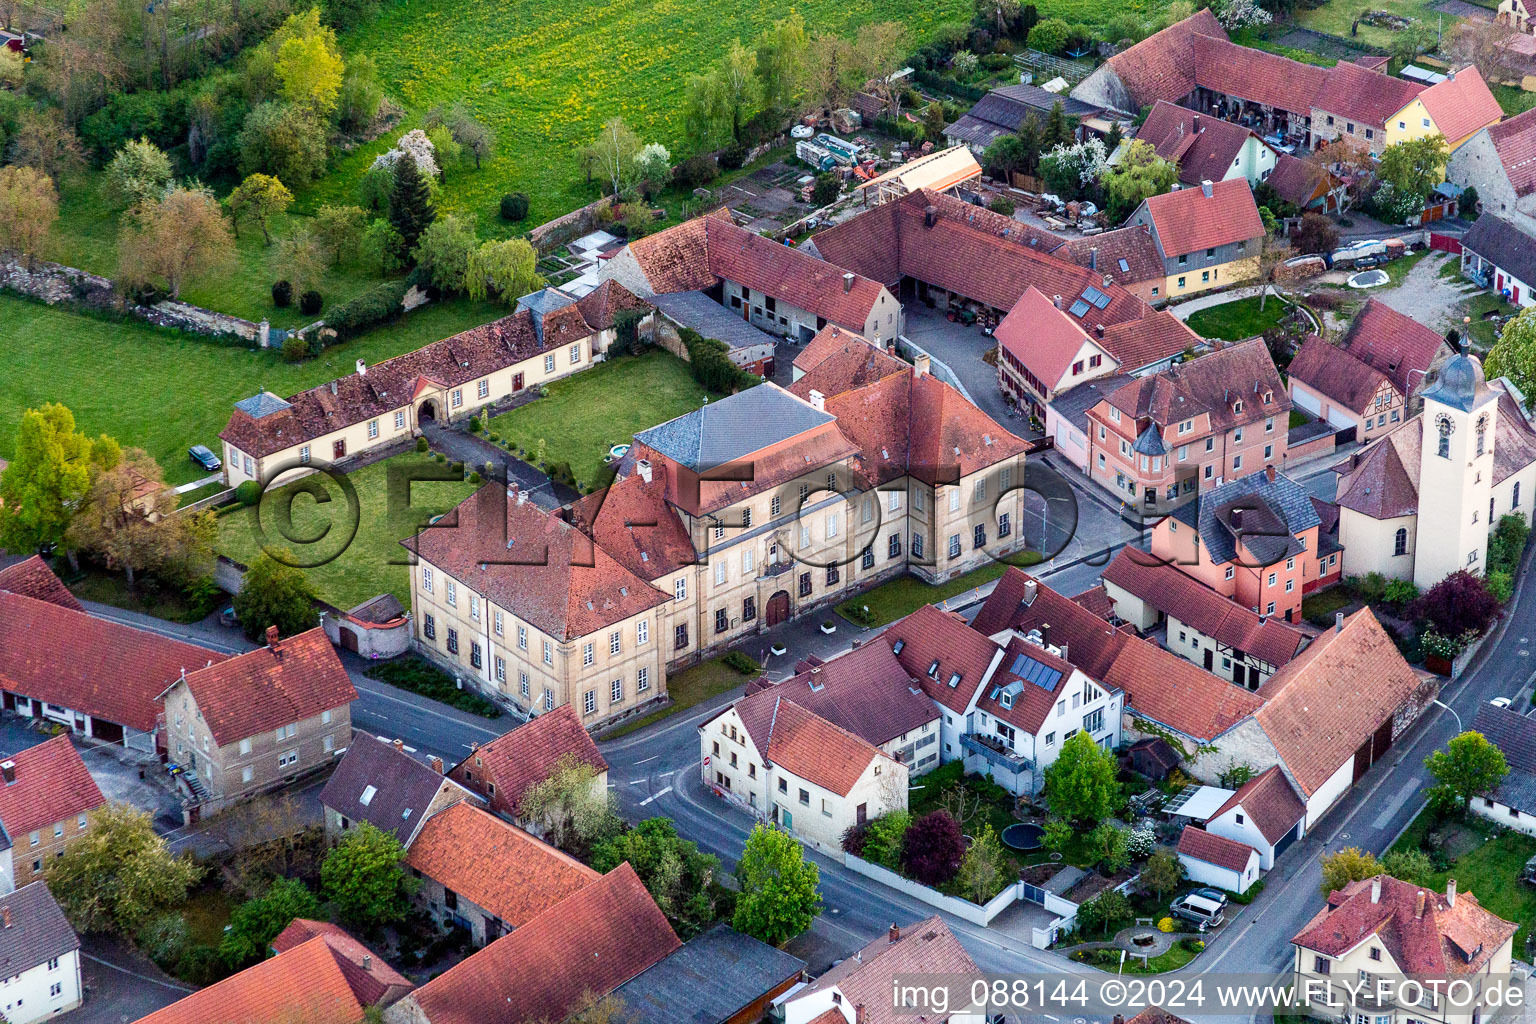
[269,920,412,1007]
[1288,335,1391,412]
[1072,584,1116,621]
[1056,225,1167,289]
[996,287,1099,391]
[795,916,979,1024]
[1141,102,1266,187]
[398,863,680,1024]
[1104,338,1288,432]
[743,641,937,747]
[1191,35,1329,117]
[1140,178,1264,256]
[565,470,700,580]
[1266,154,1334,209]
[172,627,355,747]
[885,604,1004,714]
[0,557,81,611]
[133,935,370,1024]
[1311,62,1424,128]
[1486,106,1536,198]
[788,330,908,399]
[976,633,1092,734]
[1178,824,1257,871]
[573,279,652,331]
[448,703,608,818]
[734,696,887,796]
[1333,420,1422,519]
[1102,9,1229,109]
[1417,67,1502,145]
[1100,309,1204,373]
[0,735,105,839]
[1210,765,1305,844]
[1340,298,1451,396]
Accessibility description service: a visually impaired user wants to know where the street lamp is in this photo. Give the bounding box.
[1431,698,1463,734]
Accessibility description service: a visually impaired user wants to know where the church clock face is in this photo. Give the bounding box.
[1436,414,1455,437]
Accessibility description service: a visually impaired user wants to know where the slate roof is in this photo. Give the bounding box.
[1471,702,1536,813]
[1294,874,1516,975]
[652,290,779,353]
[320,733,474,845]
[945,84,1104,149]
[1103,338,1288,433]
[1210,765,1305,844]
[1288,335,1392,413]
[732,696,888,796]
[402,484,670,641]
[1138,178,1264,256]
[0,556,82,611]
[1256,609,1424,795]
[1052,374,1138,432]
[634,384,835,472]
[1417,67,1502,144]
[1183,466,1321,566]
[744,640,937,747]
[1101,547,1308,667]
[885,604,1004,715]
[0,735,105,841]
[1139,100,1266,186]
[171,627,356,748]
[0,883,79,978]
[793,916,979,1024]
[1462,214,1536,289]
[269,919,412,1008]
[0,592,225,733]
[1056,225,1167,289]
[1484,106,1536,199]
[135,934,372,1024]
[613,924,806,1024]
[397,863,680,1024]
[1098,9,1229,110]
[448,703,609,818]
[1178,824,1257,871]
[1338,298,1450,397]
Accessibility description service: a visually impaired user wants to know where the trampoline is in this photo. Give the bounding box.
[1001,822,1044,851]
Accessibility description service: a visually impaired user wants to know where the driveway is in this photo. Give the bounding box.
[0,718,184,829]
[901,304,1016,426]
[419,420,577,510]
[1369,250,1481,334]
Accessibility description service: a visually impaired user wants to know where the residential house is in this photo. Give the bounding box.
[1046,374,1137,471]
[1124,179,1266,300]
[600,208,905,344]
[1149,467,1336,622]
[612,923,807,1024]
[1137,101,1280,191]
[1084,339,1289,516]
[1461,214,1536,309]
[1447,107,1536,233]
[0,736,105,891]
[1334,354,1536,587]
[0,883,82,1024]
[1203,764,1307,868]
[135,927,408,1024]
[404,801,599,946]
[1054,227,1169,304]
[781,917,987,1024]
[1381,66,1503,153]
[1499,0,1534,32]
[1468,700,1536,836]
[218,287,644,487]
[1309,60,1426,155]
[1101,547,1309,689]
[943,84,1107,154]
[320,733,482,846]
[448,702,608,823]
[1291,875,1516,1024]
[384,863,681,1024]
[159,626,357,815]
[883,604,1007,765]
[1176,825,1261,894]
[270,919,413,1007]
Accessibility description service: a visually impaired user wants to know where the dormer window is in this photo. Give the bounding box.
[1000,692,1013,709]
[1233,400,1243,413]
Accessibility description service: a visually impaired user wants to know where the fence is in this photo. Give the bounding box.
[843,853,1024,926]
[1012,49,1093,85]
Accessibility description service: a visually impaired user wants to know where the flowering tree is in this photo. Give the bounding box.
[370,129,440,180]
[1039,137,1107,201]
[1216,0,1272,29]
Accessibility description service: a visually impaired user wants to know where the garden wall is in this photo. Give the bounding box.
[842,853,1023,926]
[894,336,974,403]
[529,195,615,253]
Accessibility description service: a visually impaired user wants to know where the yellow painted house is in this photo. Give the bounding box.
[1382,66,1504,154]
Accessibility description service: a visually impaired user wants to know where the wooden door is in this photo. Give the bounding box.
[766,591,790,627]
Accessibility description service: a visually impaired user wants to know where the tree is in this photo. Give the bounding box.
[982,135,1031,181]
[466,238,544,304]
[231,552,318,642]
[1141,850,1183,899]
[634,143,672,189]
[356,164,394,216]
[1318,847,1382,899]
[590,818,727,938]
[853,22,911,116]
[219,877,320,968]
[733,823,822,946]
[274,226,328,297]
[8,109,85,182]
[1215,0,1272,28]
[1041,100,1073,150]
[272,9,345,117]
[957,824,1009,903]
[388,154,436,256]
[756,13,809,112]
[0,165,59,268]
[980,0,1022,36]
[1409,569,1501,637]
[811,172,841,207]
[0,45,20,88]
[1426,730,1510,814]
[518,754,620,856]
[563,991,638,1024]
[426,125,462,179]
[1075,889,1131,938]
[1029,17,1071,55]
[923,102,948,142]
[320,822,416,929]
[0,403,112,561]
[239,102,330,187]
[1383,848,1435,886]
[1390,22,1438,69]
[1044,731,1121,824]
[104,138,174,210]
[1379,135,1450,204]
[227,173,294,244]
[587,117,643,197]
[448,105,495,169]
[804,32,858,112]
[1256,233,1293,311]
[362,219,405,275]
[1101,139,1178,220]
[47,804,202,935]
[1293,211,1339,256]
[313,204,366,265]
[685,42,760,147]
[68,447,213,588]
[1039,138,1108,202]
[1446,19,1522,87]
[901,810,965,885]
[412,214,477,294]
[119,186,235,300]
[1485,307,1536,399]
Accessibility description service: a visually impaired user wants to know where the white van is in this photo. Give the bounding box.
[1171,893,1226,931]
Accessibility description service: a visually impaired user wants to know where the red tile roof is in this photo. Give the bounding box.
[171,627,355,747]
[1055,225,1167,289]
[996,287,1099,391]
[1417,67,1502,145]
[744,640,937,747]
[0,557,82,611]
[1103,338,1288,431]
[1140,178,1264,256]
[133,935,370,1024]
[885,604,1003,714]
[0,592,226,732]
[976,633,1091,734]
[0,735,105,839]
[1339,298,1451,396]
[1139,102,1269,188]
[403,484,670,641]
[1256,609,1424,795]
[1191,34,1329,117]
[1178,825,1257,871]
[789,329,908,400]
[734,696,888,796]
[1102,9,1229,110]
[269,920,412,1007]
[564,469,699,580]
[1311,61,1424,128]
[449,703,608,818]
[1288,335,1391,412]
[1100,309,1204,373]
[1266,154,1334,209]
[1333,419,1422,519]
[1101,548,1307,667]
[1072,584,1116,621]
[573,279,652,331]
[1486,106,1536,199]
[1294,875,1516,975]
[397,863,680,1024]
[405,802,599,927]
[1210,765,1305,844]
[794,916,979,1024]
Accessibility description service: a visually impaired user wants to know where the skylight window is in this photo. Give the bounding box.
[1118,258,1130,273]
[1069,299,1092,317]
[360,785,377,806]
[928,660,939,678]
[948,673,962,688]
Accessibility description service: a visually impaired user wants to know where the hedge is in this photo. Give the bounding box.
[677,327,758,394]
[324,280,410,342]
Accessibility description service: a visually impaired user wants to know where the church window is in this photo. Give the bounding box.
[1476,415,1488,457]
[1394,528,1407,556]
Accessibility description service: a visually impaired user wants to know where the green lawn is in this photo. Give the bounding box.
[0,292,504,486]
[177,482,229,508]
[1462,292,1518,352]
[1293,0,1461,52]
[1494,85,1536,118]
[1300,586,1353,625]
[1381,249,1430,288]
[601,655,753,738]
[216,451,478,608]
[835,550,1044,627]
[1391,809,1536,951]
[1183,295,1290,341]
[488,349,714,490]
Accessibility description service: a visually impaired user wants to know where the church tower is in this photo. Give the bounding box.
[1414,354,1498,590]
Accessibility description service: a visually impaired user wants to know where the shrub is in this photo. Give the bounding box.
[860,811,912,870]
[988,196,1016,216]
[234,480,263,506]
[174,945,228,986]
[281,335,308,362]
[137,912,191,969]
[324,280,410,341]
[1409,569,1500,636]
[1488,570,1514,603]
[1042,819,1073,851]
[1181,937,1206,953]
[674,153,720,189]
[499,192,530,221]
[416,436,429,452]
[901,810,966,885]
[841,820,871,857]
[469,416,482,432]
[717,144,747,171]
[1383,579,1419,606]
[271,279,293,307]
[1157,916,1175,933]
[299,290,323,315]
[467,471,481,484]
[722,651,761,675]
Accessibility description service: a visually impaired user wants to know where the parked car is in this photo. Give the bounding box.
[1492,697,1512,709]
[1190,887,1230,908]
[1171,893,1226,931]
[219,606,239,628]
[189,444,222,472]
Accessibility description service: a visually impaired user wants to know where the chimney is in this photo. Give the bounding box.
[809,389,826,411]
[1052,294,1063,309]
[842,272,855,294]
[1089,247,1098,271]
[393,738,405,754]
[1416,889,1427,919]
[1114,1016,1126,1024]
[1335,611,1345,633]
[637,459,653,484]
[1230,508,1243,529]
[889,923,900,943]
[1201,180,1214,198]
[0,761,13,786]
[363,954,372,971]
[266,624,280,648]
[1446,878,1457,907]
[1371,876,1382,903]
[1039,623,1052,646]
[2,908,10,929]
[429,755,444,775]
[517,490,529,506]
[913,353,931,378]
[1265,465,1277,483]
[1193,114,1201,134]
[924,205,938,228]
[330,380,338,395]
[856,1005,866,1024]
[1023,579,1039,606]
[356,358,367,377]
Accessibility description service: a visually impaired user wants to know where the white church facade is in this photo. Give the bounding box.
[1333,354,1536,587]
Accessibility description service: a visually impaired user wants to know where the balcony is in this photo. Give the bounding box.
[760,559,795,579]
[960,732,1033,774]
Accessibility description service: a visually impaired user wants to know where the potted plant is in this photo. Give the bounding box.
[820,620,837,634]
[770,642,787,656]
[1421,630,1460,676]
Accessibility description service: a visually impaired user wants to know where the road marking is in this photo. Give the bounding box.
[628,779,648,785]
[639,786,673,806]
[635,755,659,764]
[1371,777,1421,829]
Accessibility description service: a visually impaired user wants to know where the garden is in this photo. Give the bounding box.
[835,549,1044,627]
[600,651,763,739]
[366,655,503,717]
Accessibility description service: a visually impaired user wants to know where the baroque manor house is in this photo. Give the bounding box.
[403,329,1031,727]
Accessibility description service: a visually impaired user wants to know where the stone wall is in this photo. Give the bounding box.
[529,195,615,253]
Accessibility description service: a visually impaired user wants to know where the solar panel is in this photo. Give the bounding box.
[1069,299,1091,317]
[1083,285,1111,309]
[1008,653,1063,691]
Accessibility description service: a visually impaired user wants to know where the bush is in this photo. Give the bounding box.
[416,436,429,452]
[281,335,308,363]
[469,416,482,432]
[860,811,912,870]
[1226,879,1264,904]
[467,471,481,484]
[1157,916,1176,932]
[717,144,747,171]
[174,945,228,986]
[365,657,502,717]
[1383,579,1419,606]
[234,480,263,506]
[901,810,966,885]
[674,153,721,190]
[299,290,323,315]
[136,912,191,969]
[1409,569,1500,636]
[677,328,757,393]
[1180,937,1206,953]
[988,196,1016,216]
[722,651,761,675]
[324,280,410,341]
[1488,570,1514,603]
[499,192,530,221]
[271,279,293,307]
